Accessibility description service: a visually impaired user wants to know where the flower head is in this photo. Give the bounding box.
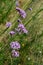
[16,7,26,18]
[18,23,24,29]
[10,41,20,49]
[18,23,28,34]
[20,9,26,18]
[6,22,12,28]
[9,31,15,35]
[12,50,19,57]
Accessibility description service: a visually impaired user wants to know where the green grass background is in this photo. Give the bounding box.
[0,0,43,65]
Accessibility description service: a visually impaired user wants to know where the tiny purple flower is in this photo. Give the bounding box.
[20,9,26,18]
[10,41,20,49]
[12,50,19,57]
[16,1,20,7]
[6,22,12,28]
[16,7,26,18]
[22,28,28,34]
[18,23,24,29]
[9,31,15,35]
[16,23,28,34]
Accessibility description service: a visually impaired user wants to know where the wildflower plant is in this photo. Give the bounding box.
[0,0,43,65]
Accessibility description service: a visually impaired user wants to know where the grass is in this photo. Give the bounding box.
[0,0,43,65]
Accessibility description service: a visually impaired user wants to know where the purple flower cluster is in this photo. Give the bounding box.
[5,0,29,58]
[16,23,28,34]
[10,41,20,57]
[10,41,20,49]
[16,7,26,18]
[12,50,19,57]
